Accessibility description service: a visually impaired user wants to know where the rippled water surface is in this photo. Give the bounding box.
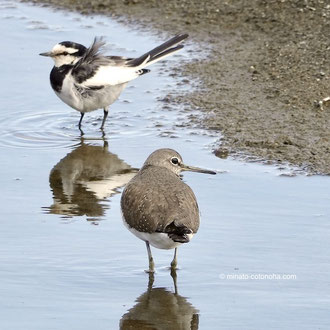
[1,1,330,329]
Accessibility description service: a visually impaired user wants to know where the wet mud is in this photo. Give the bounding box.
[23,0,330,174]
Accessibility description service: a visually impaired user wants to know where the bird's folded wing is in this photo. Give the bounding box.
[78,64,143,88]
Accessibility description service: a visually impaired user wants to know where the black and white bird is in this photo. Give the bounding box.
[40,34,188,129]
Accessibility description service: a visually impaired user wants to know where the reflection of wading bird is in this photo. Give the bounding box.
[40,34,188,129]
[45,140,137,218]
[121,148,216,273]
[120,281,199,330]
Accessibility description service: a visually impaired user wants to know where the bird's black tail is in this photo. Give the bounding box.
[128,34,188,68]
[163,221,193,244]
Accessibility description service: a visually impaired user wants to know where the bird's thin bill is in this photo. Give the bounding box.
[39,51,52,57]
[181,164,216,175]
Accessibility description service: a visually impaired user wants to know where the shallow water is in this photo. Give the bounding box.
[0,1,330,329]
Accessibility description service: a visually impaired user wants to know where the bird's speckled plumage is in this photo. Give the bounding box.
[121,164,200,235]
[120,148,216,271]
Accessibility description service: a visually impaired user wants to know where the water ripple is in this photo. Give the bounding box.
[0,110,83,149]
[0,108,157,149]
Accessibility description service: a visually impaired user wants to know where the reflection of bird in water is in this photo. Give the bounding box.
[45,140,137,219]
[120,272,199,330]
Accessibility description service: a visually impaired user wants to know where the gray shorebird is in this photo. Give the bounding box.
[39,34,188,129]
[121,148,216,272]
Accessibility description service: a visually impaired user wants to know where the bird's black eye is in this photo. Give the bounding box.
[62,51,68,56]
[171,157,179,165]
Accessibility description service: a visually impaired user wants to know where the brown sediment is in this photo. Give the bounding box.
[25,0,330,174]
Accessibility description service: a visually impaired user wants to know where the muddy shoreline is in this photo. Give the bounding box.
[24,0,330,174]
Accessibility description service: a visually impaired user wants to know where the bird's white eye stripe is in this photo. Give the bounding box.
[52,45,80,56]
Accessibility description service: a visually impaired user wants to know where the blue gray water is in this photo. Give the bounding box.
[0,1,329,329]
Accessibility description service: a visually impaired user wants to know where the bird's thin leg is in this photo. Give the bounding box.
[170,267,178,295]
[78,112,85,129]
[170,247,178,270]
[145,241,155,273]
[100,108,108,130]
[103,140,109,149]
[147,272,154,292]
[170,248,178,294]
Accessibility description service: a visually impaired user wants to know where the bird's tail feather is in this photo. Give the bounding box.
[143,45,184,67]
[128,34,188,68]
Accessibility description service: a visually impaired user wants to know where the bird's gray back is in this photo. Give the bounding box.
[121,166,200,234]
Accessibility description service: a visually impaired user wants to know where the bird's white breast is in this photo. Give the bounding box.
[56,72,128,113]
[56,73,82,111]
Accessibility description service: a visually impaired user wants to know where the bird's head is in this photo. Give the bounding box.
[142,148,217,176]
[40,41,87,67]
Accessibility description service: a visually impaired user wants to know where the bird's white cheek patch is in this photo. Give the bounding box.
[53,55,77,68]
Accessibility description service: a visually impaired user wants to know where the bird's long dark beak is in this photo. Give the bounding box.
[181,163,216,175]
[39,51,53,57]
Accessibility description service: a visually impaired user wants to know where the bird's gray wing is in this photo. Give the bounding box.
[159,175,200,234]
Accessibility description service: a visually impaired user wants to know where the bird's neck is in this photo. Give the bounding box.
[50,65,72,92]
